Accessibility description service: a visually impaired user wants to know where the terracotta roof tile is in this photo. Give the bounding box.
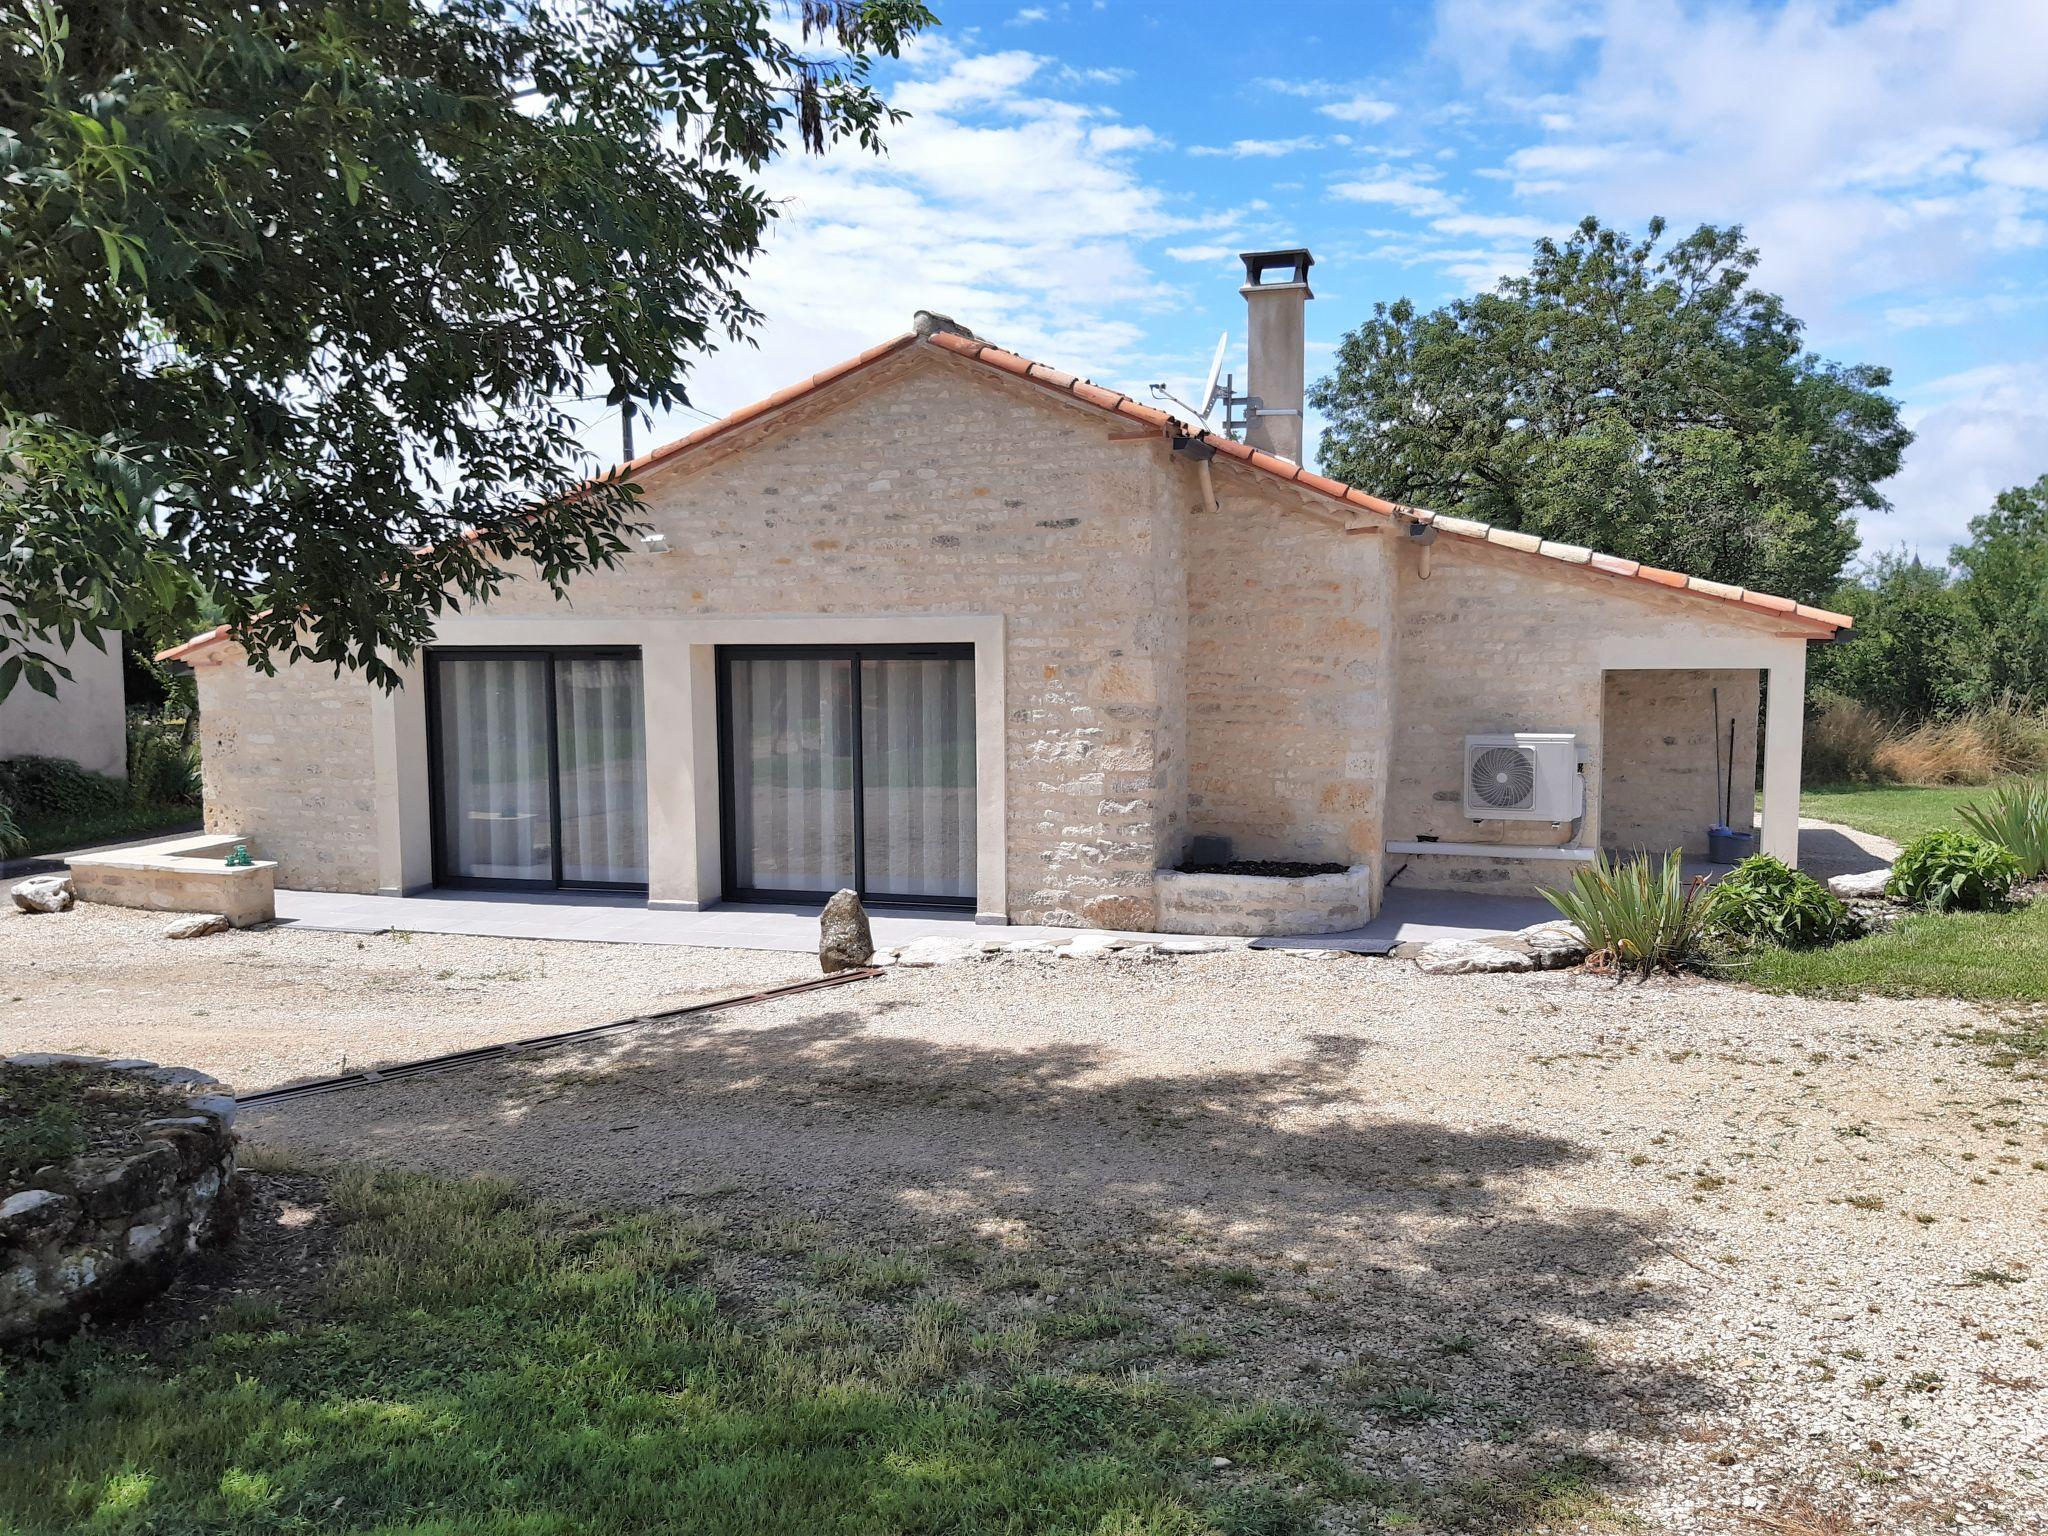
[1069,379,1129,412]
[159,322,1850,661]
[1294,469,1353,501]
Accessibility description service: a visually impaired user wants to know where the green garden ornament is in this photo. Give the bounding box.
[225,843,253,868]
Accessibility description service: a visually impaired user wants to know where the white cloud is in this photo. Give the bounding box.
[1866,362,2048,563]
[1189,136,1328,159]
[1318,95,1398,125]
[1428,212,1558,241]
[1438,0,2048,321]
[1165,242,1241,263]
[1329,175,1459,215]
[620,36,1215,452]
[1007,6,1050,25]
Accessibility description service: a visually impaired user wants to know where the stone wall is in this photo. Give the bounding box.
[1600,669,1761,858]
[1154,863,1374,936]
[1186,491,1393,870]
[414,353,1199,927]
[1387,537,1790,889]
[1,1058,236,1345]
[193,651,380,892]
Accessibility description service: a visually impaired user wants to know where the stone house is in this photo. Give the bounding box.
[161,250,1847,932]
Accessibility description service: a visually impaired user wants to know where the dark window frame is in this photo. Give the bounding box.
[424,645,649,894]
[716,643,976,911]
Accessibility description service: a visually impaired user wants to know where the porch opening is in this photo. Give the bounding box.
[1599,668,1762,864]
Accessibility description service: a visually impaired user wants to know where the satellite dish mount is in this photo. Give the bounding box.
[1150,331,1260,440]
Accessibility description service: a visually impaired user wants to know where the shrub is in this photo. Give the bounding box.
[1541,851,1714,978]
[1706,855,1847,948]
[0,796,23,859]
[1885,830,2022,911]
[126,716,201,806]
[0,755,126,818]
[1958,778,2048,879]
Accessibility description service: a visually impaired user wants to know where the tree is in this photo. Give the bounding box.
[1951,472,2048,705]
[0,0,932,696]
[1809,554,1991,720]
[1310,217,1912,605]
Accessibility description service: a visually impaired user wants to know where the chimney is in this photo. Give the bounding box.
[1238,248,1313,463]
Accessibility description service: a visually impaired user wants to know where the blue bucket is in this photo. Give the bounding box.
[1707,826,1754,865]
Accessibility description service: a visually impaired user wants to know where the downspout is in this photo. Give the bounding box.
[1407,518,1436,578]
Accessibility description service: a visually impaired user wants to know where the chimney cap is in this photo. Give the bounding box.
[1240,248,1314,287]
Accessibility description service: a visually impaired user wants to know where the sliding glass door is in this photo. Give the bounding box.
[719,646,975,907]
[427,649,648,890]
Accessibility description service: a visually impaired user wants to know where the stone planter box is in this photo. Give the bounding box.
[1153,863,1374,937]
[1,1056,237,1345]
[68,833,276,927]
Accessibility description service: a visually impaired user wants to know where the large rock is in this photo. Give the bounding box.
[1514,920,1589,970]
[11,875,74,914]
[818,888,874,973]
[1827,868,1894,901]
[162,913,231,940]
[891,935,982,968]
[1414,938,1537,975]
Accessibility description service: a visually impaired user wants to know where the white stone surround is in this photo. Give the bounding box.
[1153,863,1375,936]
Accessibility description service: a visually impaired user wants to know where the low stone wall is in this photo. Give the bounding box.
[1,1056,237,1346]
[1153,863,1374,936]
[68,833,276,927]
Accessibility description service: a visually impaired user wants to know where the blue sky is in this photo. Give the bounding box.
[613,0,2048,569]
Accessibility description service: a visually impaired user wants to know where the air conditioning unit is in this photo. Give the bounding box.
[1463,733,1584,822]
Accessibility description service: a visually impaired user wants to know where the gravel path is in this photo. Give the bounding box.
[246,948,2048,1534]
[3,902,809,1092]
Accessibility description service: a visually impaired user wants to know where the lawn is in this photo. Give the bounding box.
[1728,899,2048,1004]
[1797,782,1995,846]
[0,1168,1609,1536]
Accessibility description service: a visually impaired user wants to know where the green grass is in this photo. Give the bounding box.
[15,800,200,859]
[1726,900,2048,1003]
[0,1171,1386,1536]
[1797,783,1990,846]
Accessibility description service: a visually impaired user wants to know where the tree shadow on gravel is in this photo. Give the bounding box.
[244,984,1715,1529]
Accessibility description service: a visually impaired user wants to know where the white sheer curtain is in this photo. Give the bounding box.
[433,655,553,882]
[862,657,975,900]
[728,656,856,893]
[554,656,648,885]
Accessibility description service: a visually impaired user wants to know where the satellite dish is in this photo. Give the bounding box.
[1197,332,1229,423]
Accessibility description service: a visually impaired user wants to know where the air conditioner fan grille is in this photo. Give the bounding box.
[1469,746,1536,810]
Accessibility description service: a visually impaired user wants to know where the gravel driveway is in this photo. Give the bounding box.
[241,948,2047,1534]
[3,902,809,1091]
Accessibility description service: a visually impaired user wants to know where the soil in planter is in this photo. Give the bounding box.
[1173,859,1349,878]
[1,1065,193,1190]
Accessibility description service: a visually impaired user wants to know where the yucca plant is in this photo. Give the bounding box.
[1958,778,2048,880]
[1541,850,1713,979]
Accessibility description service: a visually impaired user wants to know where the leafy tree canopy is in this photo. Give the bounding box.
[1310,216,1912,606]
[1809,553,1991,720]
[1951,472,2048,704]
[0,0,932,696]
